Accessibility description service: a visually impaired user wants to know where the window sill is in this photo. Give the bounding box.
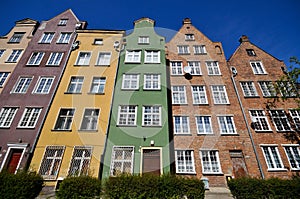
[138,43,149,45]
[73,65,89,67]
[254,130,273,133]
[244,96,260,98]
[124,61,141,64]
[46,65,60,67]
[176,172,196,175]
[267,169,288,172]
[64,92,82,94]
[16,127,36,129]
[193,103,209,106]
[143,88,161,91]
[121,88,139,91]
[178,53,190,55]
[51,129,72,132]
[194,53,207,55]
[220,133,239,136]
[95,65,110,67]
[197,133,214,136]
[116,124,137,127]
[142,125,162,128]
[78,129,98,132]
[202,172,223,175]
[87,92,105,95]
[144,62,161,64]
[174,133,192,136]
[172,103,188,105]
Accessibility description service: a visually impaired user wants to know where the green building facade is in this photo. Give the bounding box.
[102,18,171,178]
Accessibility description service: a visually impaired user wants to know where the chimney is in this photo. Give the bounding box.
[239,35,249,43]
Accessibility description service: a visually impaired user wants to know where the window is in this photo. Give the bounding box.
[80,109,99,131]
[193,45,207,54]
[200,150,222,174]
[217,116,236,134]
[117,105,137,126]
[9,32,24,43]
[173,116,190,134]
[0,72,9,87]
[211,85,229,104]
[75,52,91,65]
[94,39,103,45]
[284,145,300,170]
[277,81,297,97]
[67,77,83,93]
[177,45,190,54]
[188,61,201,75]
[47,52,64,66]
[206,61,221,75]
[54,108,75,130]
[138,36,149,44]
[122,74,139,90]
[196,116,212,134]
[144,51,160,63]
[258,81,276,97]
[0,107,18,128]
[249,110,272,131]
[12,77,32,93]
[39,32,54,43]
[0,49,5,57]
[170,61,183,75]
[250,61,267,74]
[27,52,44,65]
[110,146,134,176]
[18,107,42,128]
[191,86,208,104]
[39,146,65,179]
[261,146,284,170]
[289,109,300,130]
[58,19,68,25]
[240,81,258,97]
[142,106,161,126]
[34,76,54,94]
[125,50,141,63]
[96,52,111,65]
[57,32,71,44]
[185,34,194,41]
[7,50,22,62]
[246,49,256,56]
[144,74,160,90]
[90,77,106,94]
[269,110,291,131]
[172,86,187,104]
[68,146,92,176]
[175,150,195,174]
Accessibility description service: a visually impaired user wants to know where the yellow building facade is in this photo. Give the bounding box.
[30,29,124,188]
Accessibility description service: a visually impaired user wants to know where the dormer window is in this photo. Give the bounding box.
[185,34,194,41]
[246,49,256,56]
[138,36,149,44]
[58,19,68,26]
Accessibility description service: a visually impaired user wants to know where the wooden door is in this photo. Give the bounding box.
[7,149,23,173]
[230,150,248,178]
[142,149,161,175]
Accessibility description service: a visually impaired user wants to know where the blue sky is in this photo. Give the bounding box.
[1,0,299,65]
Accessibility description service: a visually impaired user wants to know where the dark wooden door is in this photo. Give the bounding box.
[142,149,161,175]
[7,149,23,173]
[230,150,248,178]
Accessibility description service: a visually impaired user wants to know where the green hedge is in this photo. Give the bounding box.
[56,175,102,199]
[228,177,300,199]
[0,170,44,199]
[103,174,205,199]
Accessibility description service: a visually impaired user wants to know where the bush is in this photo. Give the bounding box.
[56,175,102,199]
[103,174,205,199]
[228,177,300,199]
[0,170,44,199]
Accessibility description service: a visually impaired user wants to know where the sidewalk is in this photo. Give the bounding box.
[205,187,234,199]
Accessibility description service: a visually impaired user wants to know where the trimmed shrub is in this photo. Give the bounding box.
[56,175,102,199]
[0,170,44,199]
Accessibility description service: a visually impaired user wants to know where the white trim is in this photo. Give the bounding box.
[75,51,92,66]
[0,144,27,174]
[140,147,163,175]
[32,76,55,94]
[174,149,196,174]
[96,51,112,66]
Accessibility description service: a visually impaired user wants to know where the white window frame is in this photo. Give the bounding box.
[170,61,183,75]
[143,74,160,90]
[27,52,45,65]
[175,150,196,174]
[187,61,202,75]
[57,32,71,44]
[39,32,55,43]
[80,108,100,131]
[58,19,68,26]
[18,107,42,128]
[142,105,161,126]
[96,52,112,66]
[191,86,208,104]
[138,36,149,44]
[217,115,237,134]
[75,52,91,66]
[196,116,213,134]
[12,77,33,93]
[206,61,221,75]
[185,34,195,41]
[269,110,291,132]
[289,109,300,130]
[240,81,258,97]
[144,50,160,63]
[261,145,284,171]
[125,50,141,63]
[34,76,54,94]
[0,49,5,58]
[110,146,134,176]
[283,145,300,170]
[54,108,75,130]
[250,61,267,74]
[68,146,92,176]
[211,85,229,104]
[7,49,23,62]
[277,81,297,98]
[9,33,24,43]
[173,116,190,134]
[67,76,84,93]
[177,45,190,54]
[46,52,64,66]
[258,81,276,97]
[117,105,138,126]
[193,45,207,54]
[200,150,222,174]
[122,74,139,90]
[171,86,187,104]
[249,110,272,132]
[0,72,10,87]
[0,107,18,128]
[90,77,106,94]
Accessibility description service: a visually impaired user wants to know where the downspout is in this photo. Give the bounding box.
[230,70,265,179]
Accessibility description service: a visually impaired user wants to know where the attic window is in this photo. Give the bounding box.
[94,39,103,45]
[185,34,194,41]
[58,19,68,26]
[246,49,256,56]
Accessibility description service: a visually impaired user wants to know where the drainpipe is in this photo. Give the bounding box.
[230,69,265,179]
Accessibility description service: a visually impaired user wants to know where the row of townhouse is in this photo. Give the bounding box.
[0,9,299,192]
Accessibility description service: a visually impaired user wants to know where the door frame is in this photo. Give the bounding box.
[0,143,28,174]
[140,147,163,175]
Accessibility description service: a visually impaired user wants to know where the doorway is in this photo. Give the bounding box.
[142,148,161,175]
[230,150,248,178]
